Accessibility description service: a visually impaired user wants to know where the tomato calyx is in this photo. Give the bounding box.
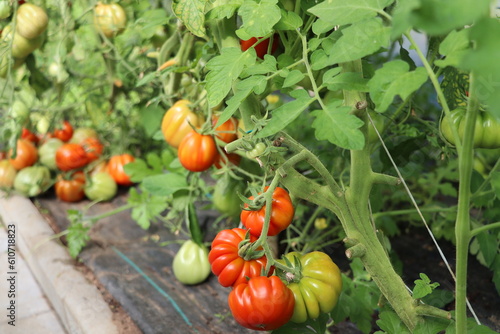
[237,238,266,261]
[276,253,303,283]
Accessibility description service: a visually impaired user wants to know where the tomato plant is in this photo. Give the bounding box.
[52,121,74,142]
[228,275,295,331]
[161,100,203,148]
[8,139,38,170]
[172,240,211,285]
[93,3,127,38]
[241,186,294,237]
[84,172,117,202]
[277,251,342,323]
[0,160,17,189]
[177,131,217,172]
[208,228,273,287]
[107,154,135,186]
[55,143,89,171]
[240,36,279,59]
[55,172,86,203]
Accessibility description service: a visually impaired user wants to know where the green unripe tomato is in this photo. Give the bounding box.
[212,176,244,218]
[10,100,30,125]
[245,142,266,159]
[0,1,12,19]
[172,240,211,285]
[84,172,117,201]
[38,138,64,170]
[2,25,43,59]
[13,166,52,197]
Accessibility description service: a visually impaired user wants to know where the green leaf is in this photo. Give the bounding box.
[187,202,204,246]
[411,0,491,36]
[324,72,369,92]
[308,0,394,27]
[205,1,242,20]
[412,273,440,299]
[141,173,188,196]
[256,89,314,138]
[376,310,411,334]
[271,313,329,333]
[435,29,470,68]
[282,70,305,88]
[311,100,365,150]
[139,105,164,137]
[476,233,498,268]
[172,0,208,37]
[322,18,391,66]
[461,18,500,119]
[421,288,454,308]
[492,172,500,199]
[205,48,256,108]
[241,56,277,77]
[128,188,169,230]
[215,76,267,128]
[368,60,428,112]
[236,0,281,39]
[390,0,419,39]
[66,221,90,258]
[274,9,303,30]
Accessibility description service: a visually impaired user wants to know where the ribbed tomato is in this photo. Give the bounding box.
[93,3,127,38]
[241,186,294,237]
[213,115,238,143]
[81,137,104,162]
[107,153,135,186]
[208,228,272,287]
[177,131,217,172]
[55,143,89,171]
[161,100,203,148]
[55,172,86,202]
[8,139,38,170]
[228,276,295,331]
[52,121,74,142]
[15,3,48,39]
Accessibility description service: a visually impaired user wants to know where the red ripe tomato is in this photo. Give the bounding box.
[52,121,74,142]
[107,153,135,186]
[212,115,238,143]
[208,228,273,287]
[81,137,104,162]
[21,128,39,144]
[55,143,89,171]
[228,275,295,331]
[240,35,279,59]
[55,172,86,202]
[214,152,241,169]
[178,131,217,172]
[241,186,294,237]
[9,139,38,170]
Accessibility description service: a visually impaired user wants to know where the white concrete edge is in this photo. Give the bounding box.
[0,193,119,334]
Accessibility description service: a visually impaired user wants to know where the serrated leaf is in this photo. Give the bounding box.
[376,310,411,334]
[323,18,390,66]
[461,18,500,119]
[308,0,394,26]
[256,89,313,138]
[390,0,419,39]
[205,48,256,108]
[141,173,188,196]
[129,188,169,230]
[311,101,365,150]
[411,0,491,36]
[476,233,498,268]
[124,159,159,182]
[172,0,208,37]
[368,60,428,112]
[66,222,90,258]
[206,2,242,20]
[236,0,281,38]
[435,29,470,68]
[282,70,305,88]
[413,273,439,299]
[215,76,267,128]
[241,56,277,77]
[274,9,303,30]
[324,72,369,92]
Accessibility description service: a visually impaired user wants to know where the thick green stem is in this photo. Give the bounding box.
[454,72,479,334]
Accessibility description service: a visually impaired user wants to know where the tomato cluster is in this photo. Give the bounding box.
[0,120,135,202]
[0,3,48,78]
[160,100,241,173]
